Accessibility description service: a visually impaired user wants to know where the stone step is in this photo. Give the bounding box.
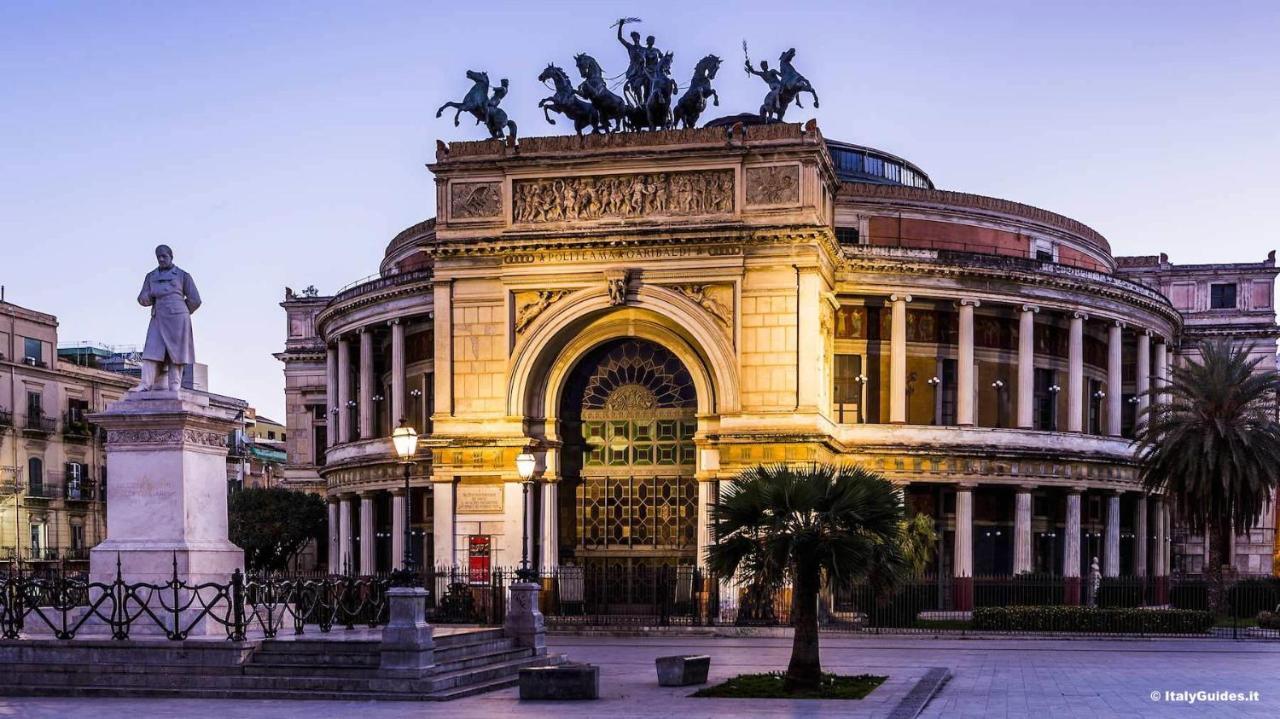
[0,684,442,702]
[428,654,566,700]
[425,654,556,692]
[434,628,507,647]
[433,637,520,662]
[249,650,380,668]
[243,647,533,678]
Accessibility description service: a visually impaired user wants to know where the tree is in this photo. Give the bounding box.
[706,463,908,692]
[228,487,327,572]
[1136,339,1280,612]
[899,512,938,578]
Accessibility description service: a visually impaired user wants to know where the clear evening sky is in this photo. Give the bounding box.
[2,1,1277,420]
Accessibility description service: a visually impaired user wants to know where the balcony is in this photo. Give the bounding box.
[62,414,93,442]
[0,408,12,428]
[64,482,96,502]
[63,547,90,562]
[25,547,59,562]
[26,482,58,500]
[22,413,57,437]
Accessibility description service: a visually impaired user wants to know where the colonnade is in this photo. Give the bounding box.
[327,488,414,575]
[325,319,409,445]
[882,295,1172,433]
[949,485,1173,609]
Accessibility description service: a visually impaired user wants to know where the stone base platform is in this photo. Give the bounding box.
[0,627,563,701]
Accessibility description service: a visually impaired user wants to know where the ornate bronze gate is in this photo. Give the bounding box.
[559,339,698,605]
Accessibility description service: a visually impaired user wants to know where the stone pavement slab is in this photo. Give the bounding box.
[4,635,1280,718]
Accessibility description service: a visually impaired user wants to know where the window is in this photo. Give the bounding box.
[30,523,46,553]
[937,359,958,425]
[1035,250,1054,263]
[833,354,863,423]
[66,462,84,499]
[1034,368,1058,431]
[267,431,276,440]
[23,337,43,365]
[67,398,89,423]
[71,524,86,551]
[26,391,42,419]
[1210,283,1237,309]
[27,457,43,496]
[1121,394,1136,438]
[1088,379,1104,435]
[835,227,861,245]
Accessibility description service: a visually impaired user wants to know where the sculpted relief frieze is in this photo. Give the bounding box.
[672,283,732,328]
[745,164,799,206]
[514,289,571,334]
[512,169,734,224]
[107,428,227,449]
[450,181,502,220]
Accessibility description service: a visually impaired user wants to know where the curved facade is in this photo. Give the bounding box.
[277,122,1278,604]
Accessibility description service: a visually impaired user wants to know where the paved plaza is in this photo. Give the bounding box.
[4,634,1279,718]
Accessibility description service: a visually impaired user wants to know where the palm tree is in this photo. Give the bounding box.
[1136,339,1280,612]
[706,463,908,692]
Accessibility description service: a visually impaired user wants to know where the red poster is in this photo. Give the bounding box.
[468,535,491,583]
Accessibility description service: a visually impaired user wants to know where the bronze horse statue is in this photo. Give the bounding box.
[574,53,628,133]
[435,69,516,140]
[673,54,721,129]
[746,47,819,122]
[538,64,602,135]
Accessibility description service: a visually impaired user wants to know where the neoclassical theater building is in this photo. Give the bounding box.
[277,121,1278,606]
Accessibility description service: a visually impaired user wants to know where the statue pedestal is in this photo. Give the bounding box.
[87,390,245,636]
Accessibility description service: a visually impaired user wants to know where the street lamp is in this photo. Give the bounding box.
[515,451,537,582]
[390,418,418,586]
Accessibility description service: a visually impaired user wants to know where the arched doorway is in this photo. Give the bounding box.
[558,338,699,600]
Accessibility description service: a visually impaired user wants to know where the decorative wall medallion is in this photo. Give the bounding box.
[449,181,502,219]
[605,269,630,306]
[512,169,733,224]
[673,284,731,327]
[514,289,571,334]
[603,384,658,411]
[745,164,800,206]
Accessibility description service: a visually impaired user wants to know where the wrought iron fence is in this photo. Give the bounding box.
[5,561,1279,641]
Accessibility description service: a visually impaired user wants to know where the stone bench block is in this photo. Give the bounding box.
[519,663,599,700]
[655,654,710,686]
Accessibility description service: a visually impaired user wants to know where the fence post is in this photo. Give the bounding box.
[230,569,246,641]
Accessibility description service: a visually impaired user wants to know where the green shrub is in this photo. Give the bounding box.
[1256,610,1280,630]
[972,605,1213,633]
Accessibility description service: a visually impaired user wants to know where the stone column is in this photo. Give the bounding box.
[339,494,354,574]
[953,485,974,611]
[1064,490,1082,604]
[337,336,351,444]
[1135,330,1151,429]
[889,294,911,424]
[391,488,406,571]
[433,480,455,568]
[1154,340,1169,407]
[1014,488,1033,574]
[696,479,717,571]
[540,481,558,570]
[326,344,338,433]
[433,282,453,417]
[1135,496,1149,578]
[390,319,406,426]
[796,270,823,411]
[1017,305,1038,429]
[1104,492,1121,577]
[504,581,547,654]
[1067,312,1086,432]
[957,299,979,426]
[1107,321,1123,436]
[1154,498,1169,603]
[328,498,340,573]
[360,491,376,575]
[1161,501,1172,577]
[358,328,374,440]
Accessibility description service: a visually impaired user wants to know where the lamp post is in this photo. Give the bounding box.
[515,452,537,582]
[390,418,419,586]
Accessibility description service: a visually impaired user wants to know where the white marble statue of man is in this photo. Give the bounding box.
[136,244,201,391]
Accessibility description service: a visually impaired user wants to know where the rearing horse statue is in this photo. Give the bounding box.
[435,69,518,140]
[538,64,602,135]
[673,54,721,129]
[574,53,628,133]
